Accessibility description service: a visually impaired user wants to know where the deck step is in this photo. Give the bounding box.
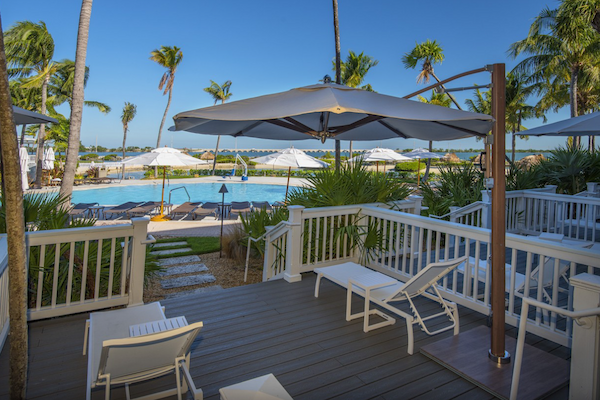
[161,274,216,289]
[157,255,201,266]
[164,285,224,299]
[151,247,192,256]
[158,263,208,277]
[153,241,188,248]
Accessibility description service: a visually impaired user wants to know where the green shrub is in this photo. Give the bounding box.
[80,153,99,160]
[535,145,600,194]
[395,161,421,172]
[103,154,118,161]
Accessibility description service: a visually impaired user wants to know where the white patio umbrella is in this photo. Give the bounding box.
[171,83,493,143]
[19,147,29,191]
[122,147,209,221]
[402,148,441,186]
[250,147,329,200]
[349,147,411,172]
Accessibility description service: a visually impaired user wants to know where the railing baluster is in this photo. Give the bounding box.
[95,239,103,300]
[51,243,60,308]
[120,237,129,296]
[36,245,46,310]
[107,238,116,298]
[80,240,89,303]
[66,242,75,305]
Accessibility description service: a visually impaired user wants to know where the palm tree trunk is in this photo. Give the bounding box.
[60,0,93,204]
[333,0,341,172]
[157,87,172,148]
[423,141,433,182]
[212,135,221,175]
[0,19,29,398]
[432,73,462,110]
[570,66,580,147]
[590,135,595,152]
[34,75,49,188]
[122,125,127,179]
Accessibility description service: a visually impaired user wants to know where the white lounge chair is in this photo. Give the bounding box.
[85,302,203,400]
[314,256,467,355]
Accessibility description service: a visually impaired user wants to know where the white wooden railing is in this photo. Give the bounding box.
[0,218,152,353]
[268,203,600,347]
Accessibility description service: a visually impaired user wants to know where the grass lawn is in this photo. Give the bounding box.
[152,236,220,259]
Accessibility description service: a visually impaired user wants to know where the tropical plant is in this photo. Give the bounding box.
[49,60,110,114]
[150,45,183,148]
[508,5,600,147]
[287,160,413,208]
[534,145,600,194]
[203,80,232,175]
[505,161,544,191]
[240,207,289,256]
[4,20,58,188]
[121,102,137,179]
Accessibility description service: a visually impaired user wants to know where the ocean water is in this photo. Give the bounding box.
[71,182,288,206]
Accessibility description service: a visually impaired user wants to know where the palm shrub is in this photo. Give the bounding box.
[506,161,543,191]
[240,207,289,256]
[421,163,484,217]
[535,145,600,194]
[287,160,412,207]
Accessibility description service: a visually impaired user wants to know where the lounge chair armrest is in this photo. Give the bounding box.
[178,358,203,400]
[141,235,156,245]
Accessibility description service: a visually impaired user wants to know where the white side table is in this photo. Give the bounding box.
[219,373,293,400]
[347,271,397,333]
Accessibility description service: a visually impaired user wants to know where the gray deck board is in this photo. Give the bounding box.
[0,273,570,399]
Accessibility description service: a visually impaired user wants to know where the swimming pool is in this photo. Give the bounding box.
[71,182,288,206]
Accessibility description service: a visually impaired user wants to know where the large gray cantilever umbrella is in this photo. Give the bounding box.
[12,105,58,125]
[520,111,600,137]
[171,83,494,143]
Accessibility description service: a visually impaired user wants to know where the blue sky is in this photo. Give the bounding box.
[3,0,568,151]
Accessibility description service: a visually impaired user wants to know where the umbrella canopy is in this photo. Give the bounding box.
[520,111,600,136]
[12,106,58,125]
[172,83,494,142]
[402,148,441,160]
[42,148,55,170]
[250,147,329,168]
[121,147,208,167]
[19,147,29,190]
[349,147,412,163]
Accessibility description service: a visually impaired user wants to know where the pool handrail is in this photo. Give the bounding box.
[168,186,191,204]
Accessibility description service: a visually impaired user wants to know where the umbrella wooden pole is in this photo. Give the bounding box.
[159,166,166,216]
[285,166,291,202]
[416,158,421,186]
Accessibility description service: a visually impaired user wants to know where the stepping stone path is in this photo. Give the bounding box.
[153,244,222,296]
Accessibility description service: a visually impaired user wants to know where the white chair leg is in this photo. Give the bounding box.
[105,378,111,400]
[83,319,90,355]
[314,274,322,297]
[453,305,460,335]
[407,322,414,355]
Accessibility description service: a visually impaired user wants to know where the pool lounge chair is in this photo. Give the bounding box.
[68,202,99,219]
[314,256,468,355]
[126,201,163,218]
[252,201,272,212]
[85,302,203,400]
[193,202,219,220]
[103,201,145,219]
[229,201,252,220]
[170,202,202,220]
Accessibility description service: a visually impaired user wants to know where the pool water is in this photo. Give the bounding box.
[71,182,288,206]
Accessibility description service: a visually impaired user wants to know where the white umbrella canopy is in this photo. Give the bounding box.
[121,147,208,221]
[402,148,441,186]
[250,147,329,168]
[19,147,29,190]
[42,147,55,170]
[172,83,494,143]
[250,147,328,200]
[349,147,412,163]
[519,111,600,136]
[121,146,208,167]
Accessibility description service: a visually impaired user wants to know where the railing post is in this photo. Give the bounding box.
[569,273,600,399]
[284,205,304,283]
[128,217,150,307]
[262,225,274,281]
[448,206,460,224]
[544,184,557,194]
[408,195,423,215]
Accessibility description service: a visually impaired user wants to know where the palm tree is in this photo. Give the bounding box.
[50,60,111,114]
[4,20,57,188]
[150,45,183,148]
[9,78,42,145]
[203,80,232,175]
[0,18,29,398]
[59,0,94,204]
[508,6,600,147]
[121,102,137,179]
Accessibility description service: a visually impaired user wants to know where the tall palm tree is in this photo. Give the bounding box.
[59,0,94,204]
[50,60,111,114]
[150,45,183,148]
[0,17,29,399]
[333,0,342,171]
[9,78,42,145]
[508,6,600,147]
[4,20,57,188]
[121,102,137,179]
[203,80,232,175]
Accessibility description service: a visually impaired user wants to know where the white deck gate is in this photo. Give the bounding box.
[266,203,600,347]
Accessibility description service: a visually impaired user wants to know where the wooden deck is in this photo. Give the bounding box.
[0,274,571,399]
